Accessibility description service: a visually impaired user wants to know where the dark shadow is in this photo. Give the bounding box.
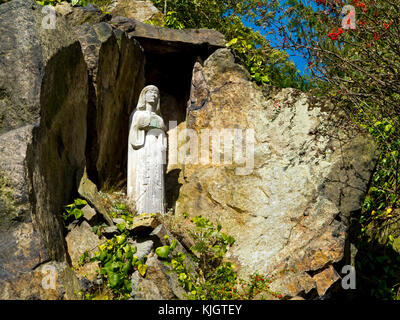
[165,169,183,211]
[347,212,400,300]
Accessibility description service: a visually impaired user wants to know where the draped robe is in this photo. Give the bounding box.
[128,109,167,214]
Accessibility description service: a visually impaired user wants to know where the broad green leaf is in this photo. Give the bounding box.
[108,273,123,288]
[72,208,83,220]
[138,264,148,277]
[74,198,87,206]
[155,246,171,259]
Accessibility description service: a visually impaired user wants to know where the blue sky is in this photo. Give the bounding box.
[242,1,321,76]
[242,19,309,75]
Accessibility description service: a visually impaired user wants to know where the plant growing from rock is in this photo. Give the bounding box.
[62,198,87,226]
[90,233,148,300]
[155,215,288,300]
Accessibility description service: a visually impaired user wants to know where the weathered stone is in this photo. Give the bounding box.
[77,169,113,226]
[74,22,145,189]
[150,224,198,274]
[65,220,102,265]
[0,0,89,298]
[130,253,186,300]
[269,272,317,299]
[0,261,81,300]
[103,226,119,237]
[174,48,378,298]
[65,220,102,282]
[127,214,161,234]
[0,126,33,225]
[0,0,75,134]
[110,16,226,54]
[82,205,97,224]
[113,218,126,225]
[108,0,164,23]
[130,270,163,300]
[131,240,153,261]
[55,2,109,27]
[312,265,341,297]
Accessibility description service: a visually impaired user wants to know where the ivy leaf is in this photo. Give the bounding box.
[169,239,178,251]
[74,198,87,206]
[72,208,83,220]
[155,246,171,259]
[108,273,123,289]
[138,264,148,277]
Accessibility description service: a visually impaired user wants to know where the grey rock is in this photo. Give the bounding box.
[0,0,88,298]
[150,225,198,274]
[82,205,97,225]
[77,168,113,226]
[127,214,160,234]
[65,221,102,265]
[130,270,164,300]
[107,0,163,23]
[175,48,379,299]
[132,240,153,261]
[55,1,109,27]
[130,253,186,300]
[112,218,126,225]
[103,226,119,237]
[110,16,226,54]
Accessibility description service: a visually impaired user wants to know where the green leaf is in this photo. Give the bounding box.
[155,246,171,259]
[169,239,178,251]
[74,198,87,206]
[116,223,126,233]
[72,208,83,220]
[116,234,126,245]
[122,261,132,275]
[108,273,123,289]
[227,38,238,47]
[138,264,148,277]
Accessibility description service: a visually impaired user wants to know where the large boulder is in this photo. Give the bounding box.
[0,0,88,299]
[174,48,379,299]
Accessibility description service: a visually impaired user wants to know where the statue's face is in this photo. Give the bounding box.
[145,88,158,106]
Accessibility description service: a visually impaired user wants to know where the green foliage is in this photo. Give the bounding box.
[91,233,147,299]
[156,215,287,300]
[62,198,87,225]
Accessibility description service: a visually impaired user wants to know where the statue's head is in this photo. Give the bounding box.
[137,85,160,114]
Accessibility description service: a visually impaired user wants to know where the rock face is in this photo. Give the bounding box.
[74,21,145,188]
[0,0,88,299]
[174,48,378,298]
[108,0,164,23]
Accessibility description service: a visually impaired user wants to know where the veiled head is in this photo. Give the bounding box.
[136,85,160,114]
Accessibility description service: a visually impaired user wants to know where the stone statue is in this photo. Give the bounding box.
[128,85,167,214]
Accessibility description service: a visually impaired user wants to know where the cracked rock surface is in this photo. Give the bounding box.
[175,48,378,299]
